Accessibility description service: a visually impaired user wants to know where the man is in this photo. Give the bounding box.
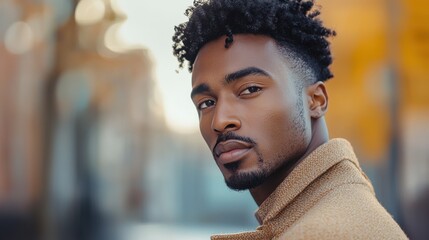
[172,0,408,239]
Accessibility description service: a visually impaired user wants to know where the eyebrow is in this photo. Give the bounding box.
[225,67,270,84]
[191,67,270,99]
[191,83,210,99]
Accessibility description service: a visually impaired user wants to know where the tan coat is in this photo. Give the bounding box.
[211,139,408,240]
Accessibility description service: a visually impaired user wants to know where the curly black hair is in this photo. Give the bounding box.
[172,0,336,83]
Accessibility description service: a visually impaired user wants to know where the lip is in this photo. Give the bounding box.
[213,140,253,165]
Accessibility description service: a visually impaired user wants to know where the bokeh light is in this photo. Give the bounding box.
[75,0,106,25]
[4,21,34,54]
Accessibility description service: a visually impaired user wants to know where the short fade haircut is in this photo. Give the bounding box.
[172,0,336,84]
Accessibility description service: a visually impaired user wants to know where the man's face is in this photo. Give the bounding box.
[191,35,313,190]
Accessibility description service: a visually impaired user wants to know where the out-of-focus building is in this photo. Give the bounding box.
[0,0,167,239]
[46,1,165,240]
[0,1,60,238]
[0,0,51,207]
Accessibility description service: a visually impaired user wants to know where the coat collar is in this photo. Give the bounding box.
[255,138,360,224]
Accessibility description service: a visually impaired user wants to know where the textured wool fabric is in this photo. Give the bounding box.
[211,139,408,240]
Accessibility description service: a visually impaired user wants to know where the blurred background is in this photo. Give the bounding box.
[0,0,428,239]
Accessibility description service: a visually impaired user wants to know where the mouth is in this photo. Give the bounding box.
[213,140,253,166]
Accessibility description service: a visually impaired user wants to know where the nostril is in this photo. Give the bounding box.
[213,123,237,133]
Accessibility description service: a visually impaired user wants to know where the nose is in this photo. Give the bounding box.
[211,100,241,134]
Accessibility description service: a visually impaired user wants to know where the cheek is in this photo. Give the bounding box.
[264,107,295,148]
[242,91,291,132]
[256,99,303,158]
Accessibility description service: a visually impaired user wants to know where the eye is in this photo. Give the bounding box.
[240,86,262,96]
[198,99,216,110]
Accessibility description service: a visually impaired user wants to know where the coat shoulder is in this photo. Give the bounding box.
[276,183,408,240]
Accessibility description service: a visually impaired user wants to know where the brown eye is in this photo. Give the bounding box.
[241,86,262,95]
[198,99,215,110]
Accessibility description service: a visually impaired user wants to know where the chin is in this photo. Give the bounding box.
[224,168,267,191]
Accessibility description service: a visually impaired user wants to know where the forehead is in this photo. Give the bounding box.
[191,35,290,86]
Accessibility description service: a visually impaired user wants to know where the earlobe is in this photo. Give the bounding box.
[307,81,328,119]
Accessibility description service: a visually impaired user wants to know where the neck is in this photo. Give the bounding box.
[250,117,329,206]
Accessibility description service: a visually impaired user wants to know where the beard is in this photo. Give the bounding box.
[225,167,268,191]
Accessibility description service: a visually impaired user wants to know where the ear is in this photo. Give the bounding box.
[306,81,328,119]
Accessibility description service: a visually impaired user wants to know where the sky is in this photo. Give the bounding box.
[112,0,199,133]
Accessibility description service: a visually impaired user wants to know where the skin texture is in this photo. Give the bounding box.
[191,34,329,205]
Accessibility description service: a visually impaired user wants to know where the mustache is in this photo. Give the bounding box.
[213,132,257,152]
